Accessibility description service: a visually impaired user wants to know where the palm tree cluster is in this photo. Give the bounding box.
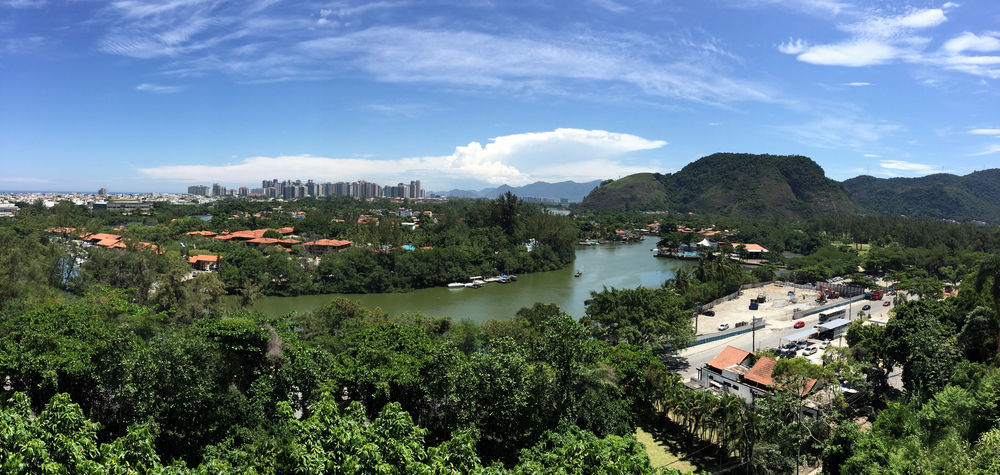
[649,373,755,468]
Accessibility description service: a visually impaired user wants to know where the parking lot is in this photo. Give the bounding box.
[680,283,897,381]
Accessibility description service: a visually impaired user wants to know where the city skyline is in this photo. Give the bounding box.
[2,1,999,192]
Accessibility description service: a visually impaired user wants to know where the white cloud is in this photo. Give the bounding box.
[797,41,897,66]
[943,32,1000,54]
[779,38,808,54]
[879,160,939,173]
[969,128,1000,136]
[137,128,667,188]
[94,2,772,106]
[970,144,1000,156]
[779,6,1000,78]
[135,82,182,93]
[863,153,880,157]
[879,159,939,174]
[843,82,871,86]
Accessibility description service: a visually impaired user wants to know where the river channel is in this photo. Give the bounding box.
[243,236,694,323]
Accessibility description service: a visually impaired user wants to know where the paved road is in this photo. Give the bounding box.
[676,298,898,382]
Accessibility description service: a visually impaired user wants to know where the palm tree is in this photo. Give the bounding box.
[973,255,1000,354]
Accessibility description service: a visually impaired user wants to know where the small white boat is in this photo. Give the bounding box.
[447,282,465,288]
[465,282,482,288]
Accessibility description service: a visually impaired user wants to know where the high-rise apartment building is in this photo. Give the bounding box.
[97,187,108,196]
[212,183,226,196]
[187,185,210,196]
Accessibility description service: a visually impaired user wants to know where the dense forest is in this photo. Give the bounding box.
[581,153,1000,225]
[3,196,1000,473]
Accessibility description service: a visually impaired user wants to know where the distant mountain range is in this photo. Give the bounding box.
[580,153,1000,223]
[439,180,602,202]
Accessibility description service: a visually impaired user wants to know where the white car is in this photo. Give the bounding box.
[819,340,831,349]
[803,346,818,356]
[718,323,730,331]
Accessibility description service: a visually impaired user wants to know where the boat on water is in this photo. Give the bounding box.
[575,271,583,278]
[464,282,482,288]
[447,282,465,288]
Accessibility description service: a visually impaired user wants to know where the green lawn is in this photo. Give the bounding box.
[634,427,698,473]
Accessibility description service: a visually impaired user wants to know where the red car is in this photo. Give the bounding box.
[793,321,805,328]
[883,301,891,306]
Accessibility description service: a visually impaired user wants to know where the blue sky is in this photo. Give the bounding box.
[2,0,999,192]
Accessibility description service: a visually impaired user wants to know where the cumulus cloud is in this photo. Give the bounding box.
[843,82,872,86]
[137,128,667,188]
[779,38,809,54]
[863,153,880,157]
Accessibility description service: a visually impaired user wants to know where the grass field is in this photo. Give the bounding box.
[634,427,699,473]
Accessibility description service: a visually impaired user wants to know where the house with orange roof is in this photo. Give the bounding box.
[185,230,218,238]
[187,254,219,271]
[302,239,353,253]
[698,346,820,402]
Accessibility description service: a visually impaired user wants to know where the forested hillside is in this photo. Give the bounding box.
[581,153,854,218]
[844,169,1000,223]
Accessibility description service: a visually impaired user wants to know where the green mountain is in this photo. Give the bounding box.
[843,169,1000,223]
[581,153,854,218]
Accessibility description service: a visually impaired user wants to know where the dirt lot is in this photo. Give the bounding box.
[698,284,825,335]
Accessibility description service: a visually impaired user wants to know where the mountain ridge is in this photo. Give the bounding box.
[580,153,1000,223]
[439,179,602,202]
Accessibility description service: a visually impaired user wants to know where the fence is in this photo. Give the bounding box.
[689,317,765,347]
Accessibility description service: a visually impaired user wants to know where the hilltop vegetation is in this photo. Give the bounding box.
[844,169,1000,223]
[582,153,1000,224]
[581,153,855,219]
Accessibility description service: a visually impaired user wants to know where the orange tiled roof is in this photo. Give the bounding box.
[744,356,818,396]
[246,237,284,244]
[45,227,77,234]
[186,230,218,237]
[303,239,353,247]
[187,255,220,263]
[744,356,777,387]
[706,346,752,371]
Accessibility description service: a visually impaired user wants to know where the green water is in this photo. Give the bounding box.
[242,236,693,323]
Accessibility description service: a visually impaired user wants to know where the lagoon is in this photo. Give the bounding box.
[243,236,693,323]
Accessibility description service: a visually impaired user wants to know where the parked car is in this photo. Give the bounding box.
[803,346,818,356]
[780,349,797,358]
[819,340,831,349]
[793,320,805,328]
[883,301,891,306]
[702,310,716,316]
[782,342,797,350]
[795,340,810,349]
[862,304,871,311]
[717,323,730,331]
